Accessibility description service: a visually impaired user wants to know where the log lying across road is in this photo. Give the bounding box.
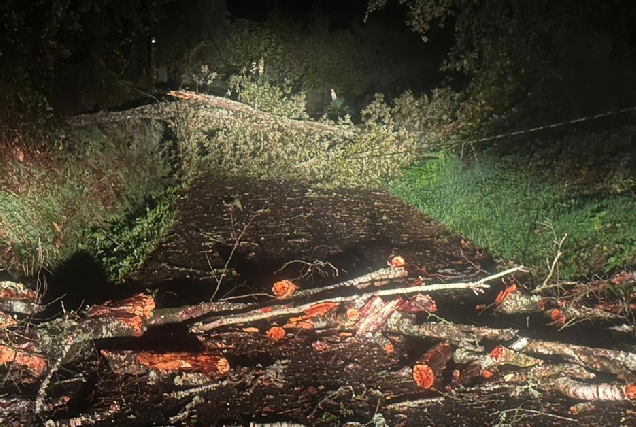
[1,264,636,425]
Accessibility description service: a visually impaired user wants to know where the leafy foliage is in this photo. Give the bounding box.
[178,7,443,118]
[366,0,636,127]
[85,189,177,282]
[168,77,463,188]
[0,0,166,113]
[228,65,309,119]
[179,16,374,111]
[326,99,352,122]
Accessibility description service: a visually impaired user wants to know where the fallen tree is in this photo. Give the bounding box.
[2,262,636,426]
[65,89,424,188]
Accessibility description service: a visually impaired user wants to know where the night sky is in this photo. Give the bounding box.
[226,0,371,28]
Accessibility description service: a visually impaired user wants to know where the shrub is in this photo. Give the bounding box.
[84,189,177,282]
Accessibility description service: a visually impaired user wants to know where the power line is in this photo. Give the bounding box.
[457,105,636,147]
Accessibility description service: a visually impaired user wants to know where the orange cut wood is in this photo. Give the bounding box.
[267,326,286,340]
[272,280,298,298]
[495,284,517,305]
[550,309,566,326]
[0,345,48,378]
[345,308,360,322]
[390,256,405,268]
[482,369,494,379]
[625,384,636,400]
[412,341,453,389]
[413,364,435,388]
[87,293,155,319]
[304,302,339,318]
[135,352,230,374]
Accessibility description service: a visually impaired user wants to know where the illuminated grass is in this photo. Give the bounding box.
[392,152,636,279]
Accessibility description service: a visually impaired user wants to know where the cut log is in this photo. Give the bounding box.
[3,264,636,426]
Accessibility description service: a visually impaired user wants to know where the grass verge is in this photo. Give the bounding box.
[0,119,175,281]
[391,148,636,279]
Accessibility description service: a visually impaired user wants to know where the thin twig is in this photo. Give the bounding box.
[496,407,576,423]
[275,259,339,281]
[210,211,259,301]
[536,223,568,292]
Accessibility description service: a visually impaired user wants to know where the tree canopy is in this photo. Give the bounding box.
[366,0,636,124]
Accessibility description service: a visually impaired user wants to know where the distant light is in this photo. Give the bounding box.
[151,37,156,44]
